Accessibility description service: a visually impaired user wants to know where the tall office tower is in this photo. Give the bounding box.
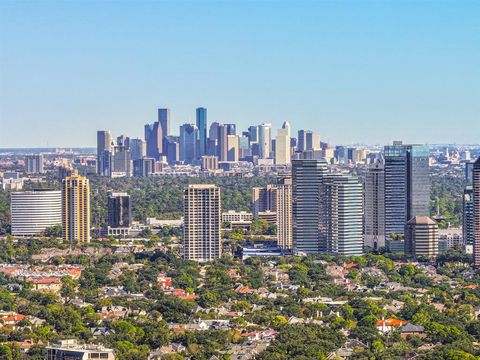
[166,136,180,164]
[97,130,112,174]
[25,154,44,174]
[133,157,156,177]
[239,135,251,159]
[320,175,364,256]
[217,124,228,161]
[184,184,221,261]
[405,216,439,258]
[62,175,90,243]
[276,176,293,249]
[297,130,307,152]
[258,123,272,159]
[111,143,131,177]
[297,130,320,153]
[364,162,386,250]
[11,190,62,236]
[129,138,146,161]
[144,108,170,160]
[292,159,328,254]
[473,157,480,268]
[227,135,239,162]
[209,122,220,142]
[247,126,258,143]
[252,184,277,218]
[335,145,347,164]
[108,192,131,235]
[384,142,430,237]
[275,121,291,165]
[225,124,236,135]
[179,124,199,164]
[196,107,207,157]
[463,186,474,246]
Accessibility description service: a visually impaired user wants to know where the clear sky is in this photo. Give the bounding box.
[0,0,479,148]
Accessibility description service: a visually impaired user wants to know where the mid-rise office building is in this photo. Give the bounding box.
[62,175,90,243]
[321,175,364,256]
[45,339,115,360]
[364,161,386,250]
[276,176,293,249]
[473,157,480,268]
[405,216,439,258]
[201,155,219,171]
[11,190,62,236]
[292,159,327,254]
[184,184,221,261]
[25,154,44,174]
[133,157,156,177]
[108,192,131,236]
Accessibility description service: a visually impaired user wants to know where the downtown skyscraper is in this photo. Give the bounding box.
[145,108,170,160]
[196,107,207,157]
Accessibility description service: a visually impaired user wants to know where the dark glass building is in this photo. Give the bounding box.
[196,107,207,157]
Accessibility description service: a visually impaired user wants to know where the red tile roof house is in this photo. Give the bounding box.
[157,273,172,288]
[0,311,30,327]
[376,318,408,334]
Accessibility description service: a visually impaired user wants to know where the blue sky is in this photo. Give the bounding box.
[0,0,479,147]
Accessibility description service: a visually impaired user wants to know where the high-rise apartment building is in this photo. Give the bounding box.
[180,124,198,164]
[97,130,112,175]
[184,184,221,261]
[292,159,327,254]
[321,175,364,256]
[384,142,430,237]
[464,185,474,246]
[108,192,131,235]
[364,162,386,250]
[258,123,272,159]
[252,185,277,218]
[11,190,62,236]
[196,107,207,157]
[276,176,293,249]
[62,175,90,243]
[405,216,439,258]
[275,121,291,165]
[473,157,480,268]
[25,154,44,174]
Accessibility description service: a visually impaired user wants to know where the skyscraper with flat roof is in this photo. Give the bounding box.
[258,123,272,159]
[292,159,327,254]
[25,154,44,174]
[473,157,480,268]
[180,124,198,164]
[321,175,364,256]
[62,175,90,243]
[184,184,221,261]
[108,192,131,235]
[97,130,112,175]
[364,161,386,250]
[276,176,293,249]
[275,121,291,165]
[196,107,207,157]
[145,108,170,160]
[384,142,430,237]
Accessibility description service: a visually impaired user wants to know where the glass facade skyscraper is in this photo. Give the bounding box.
[384,143,430,237]
[196,107,207,157]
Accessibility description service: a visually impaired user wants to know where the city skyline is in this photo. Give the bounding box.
[1,1,479,147]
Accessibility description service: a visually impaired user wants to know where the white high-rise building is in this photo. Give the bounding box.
[11,190,62,236]
[321,175,364,256]
[275,121,291,165]
[184,184,221,261]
